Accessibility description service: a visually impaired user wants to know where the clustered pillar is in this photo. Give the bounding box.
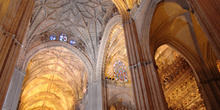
[123,19,168,110]
[0,0,34,108]
[189,0,220,59]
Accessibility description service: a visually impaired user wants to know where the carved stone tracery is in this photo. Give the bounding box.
[155,45,206,110]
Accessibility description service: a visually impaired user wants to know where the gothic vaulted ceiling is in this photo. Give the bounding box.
[19,47,88,110]
[103,23,131,82]
[22,0,114,66]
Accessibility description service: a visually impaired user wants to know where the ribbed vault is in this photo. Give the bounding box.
[19,47,88,110]
[103,23,131,81]
[20,0,114,67]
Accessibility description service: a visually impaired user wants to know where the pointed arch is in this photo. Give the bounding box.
[22,41,93,84]
[96,15,122,82]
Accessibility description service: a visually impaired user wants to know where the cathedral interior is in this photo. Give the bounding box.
[0,0,219,110]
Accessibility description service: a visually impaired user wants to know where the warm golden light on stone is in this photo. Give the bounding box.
[104,23,131,83]
[19,47,88,110]
[155,45,206,109]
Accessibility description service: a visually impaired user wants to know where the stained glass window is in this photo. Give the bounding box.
[59,34,67,42]
[70,40,76,46]
[50,35,56,41]
[114,60,128,82]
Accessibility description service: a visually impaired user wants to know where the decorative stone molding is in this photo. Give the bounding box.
[0,25,15,38]
[13,38,23,47]
[128,60,153,69]
[0,25,23,47]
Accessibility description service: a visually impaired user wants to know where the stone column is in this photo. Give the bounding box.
[189,0,220,59]
[193,65,220,110]
[123,19,168,110]
[0,0,34,108]
[185,12,220,110]
[88,82,103,110]
[2,67,25,110]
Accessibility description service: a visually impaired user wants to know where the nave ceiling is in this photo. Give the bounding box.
[18,0,117,69]
[19,47,88,110]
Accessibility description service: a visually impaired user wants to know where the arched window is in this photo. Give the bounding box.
[70,40,76,46]
[114,60,128,82]
[59,34,67,42]
[50,35,56,41]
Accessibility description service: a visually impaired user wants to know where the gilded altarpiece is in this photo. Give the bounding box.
[155,45,206,110]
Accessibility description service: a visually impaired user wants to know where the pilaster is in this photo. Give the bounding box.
[2,67,25,110]
[186,11,220,110]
